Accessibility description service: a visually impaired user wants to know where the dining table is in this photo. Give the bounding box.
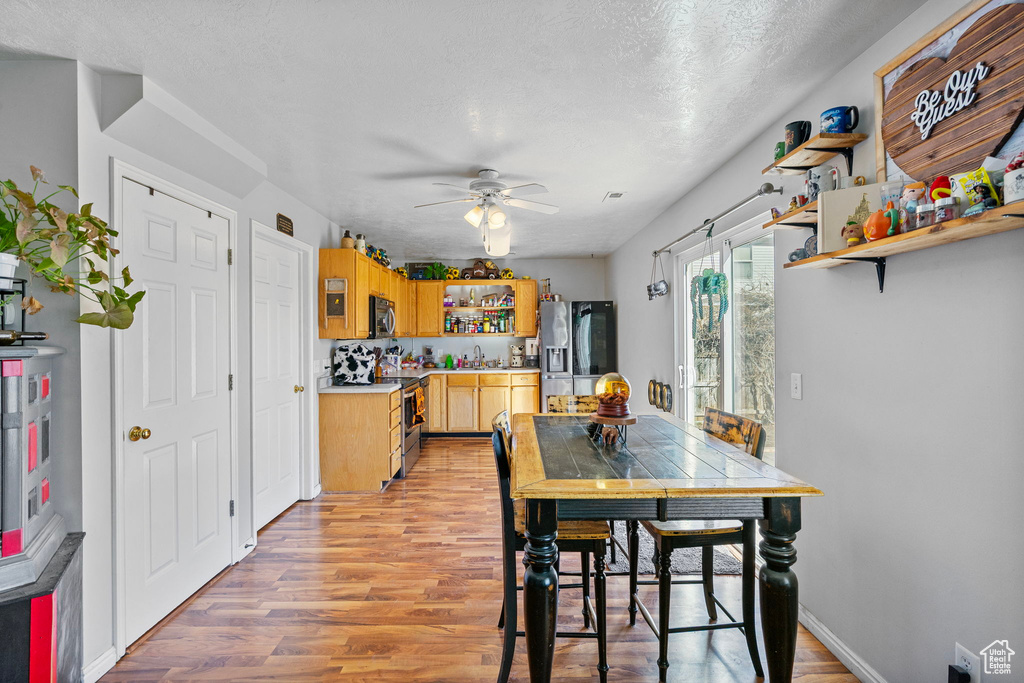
[510,412,823,683]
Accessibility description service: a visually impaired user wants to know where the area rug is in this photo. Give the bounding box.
[604,522,742,575]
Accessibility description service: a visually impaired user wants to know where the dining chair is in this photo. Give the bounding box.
[491,411,610,683]
[627,407,765,682]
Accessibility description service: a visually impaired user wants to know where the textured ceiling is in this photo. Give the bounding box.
[0,0,925,259]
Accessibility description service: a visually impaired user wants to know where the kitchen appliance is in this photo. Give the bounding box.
[524,337,539,368]
[571,301,617,395]
[510,344,525,368]
[369,295,396,339]
[540,302,573,410]
[400,377,426,477]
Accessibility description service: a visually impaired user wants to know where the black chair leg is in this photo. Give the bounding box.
[657,545,672,683]
[742,521,764,678]
[627,520,639,626]
[594,549,609,683]
[608,521,617,564]
[497,598,504,628]
[701,546,718,621]
[580,551,591,630]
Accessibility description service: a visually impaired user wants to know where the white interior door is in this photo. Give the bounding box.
[120,177,232,645]
[251,226,302,529]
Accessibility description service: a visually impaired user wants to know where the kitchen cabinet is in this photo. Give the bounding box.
[395,276,408,336]
[319,249,372,339]
[416,281,445,336]
[426,373,446,432]
[406,280,418,336]
[478,384,510,432]
[446,385,478,432]
[510,372,540,418]
[514,278,538,337]
[319,391,401,491]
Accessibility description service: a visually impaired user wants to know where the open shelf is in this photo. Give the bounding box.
[443,333,519,337]
[762,133,868,176]
[763,200,818,230]
[784,204,1024,272]
[444,306,514,311]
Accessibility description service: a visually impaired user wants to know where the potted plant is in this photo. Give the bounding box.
[0,166,143,329]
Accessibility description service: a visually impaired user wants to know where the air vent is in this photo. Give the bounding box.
[603,192,626,202]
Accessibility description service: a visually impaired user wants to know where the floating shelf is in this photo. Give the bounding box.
[763,200,818,230]
[443,333,519,337]
[783,204,1024,291]
[762,133,868,176]
[444,306,514,311]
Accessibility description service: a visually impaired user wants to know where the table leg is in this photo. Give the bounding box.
[758,497,801,683]
[523,499,558,682]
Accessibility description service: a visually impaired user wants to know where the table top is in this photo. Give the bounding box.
[511,413,822,500]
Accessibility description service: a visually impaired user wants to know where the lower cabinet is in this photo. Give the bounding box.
[478,385,510,431]
[426,374,447,432]
[319,391,402,491]
[510,384,540,418]
[432,372,539,433]
[446,386,478,431]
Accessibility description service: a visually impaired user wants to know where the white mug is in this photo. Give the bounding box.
[1005,167,1024,204]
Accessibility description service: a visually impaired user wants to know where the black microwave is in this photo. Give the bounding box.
[369,295,396,339]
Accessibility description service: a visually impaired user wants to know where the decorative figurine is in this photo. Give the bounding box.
[958,167,1002,216]
[354,233,366,251]
[460,259,500,279]
[929,175,953,202]
[841,221,865,246]
[788,247,809,262]
[1004,152,1024,204]
[499,267,514,279]
[395,266,408,278]
[863,201,899,241]
[770,207,782,220]
[788,197,800,213]
[773,141,786,161]
[340,230,355,249]
[898,181,928,229]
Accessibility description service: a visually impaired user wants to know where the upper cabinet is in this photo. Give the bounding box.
[416,281,445,337]
[514,279,538,337]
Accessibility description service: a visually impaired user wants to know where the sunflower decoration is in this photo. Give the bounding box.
[445,266,460,280]
[395,266,408,279]
[500,268,514,280]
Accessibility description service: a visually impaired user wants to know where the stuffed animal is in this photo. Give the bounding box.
[929,175,952,202]
[841,221,865,247]
[864,201,899,241]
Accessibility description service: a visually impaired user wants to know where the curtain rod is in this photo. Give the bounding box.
[652,182,783,257]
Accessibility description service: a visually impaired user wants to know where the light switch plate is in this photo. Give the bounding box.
[790,373,802,400]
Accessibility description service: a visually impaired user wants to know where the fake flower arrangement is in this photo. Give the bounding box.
[0,166,144,329]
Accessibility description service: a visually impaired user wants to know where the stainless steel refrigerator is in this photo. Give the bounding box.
[539,300,616,410]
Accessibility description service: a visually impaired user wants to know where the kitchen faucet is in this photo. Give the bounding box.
[473,345,482,368]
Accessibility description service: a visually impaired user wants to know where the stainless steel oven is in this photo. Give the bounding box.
[369,295,396,339]
[400,378,425,476]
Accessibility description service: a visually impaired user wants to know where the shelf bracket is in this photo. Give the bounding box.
[800,146,856,175]
[834,256,886,293]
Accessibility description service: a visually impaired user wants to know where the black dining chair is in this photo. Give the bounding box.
[627,407,766,682]
[491,411,610,683]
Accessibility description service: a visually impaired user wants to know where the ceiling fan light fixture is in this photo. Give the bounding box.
[484,222,512,257]
[488,207,507,228]
[464,204,484,228]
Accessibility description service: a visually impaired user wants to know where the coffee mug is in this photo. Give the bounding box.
[820,106,859,134]
[773,142,786,160]
[784,121,812,154]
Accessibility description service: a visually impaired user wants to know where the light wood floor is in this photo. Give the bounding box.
[103,437,857,682]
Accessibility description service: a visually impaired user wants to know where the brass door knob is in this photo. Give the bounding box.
[294,385,301,393]
[299,386,305,392]
[129,426,152,441]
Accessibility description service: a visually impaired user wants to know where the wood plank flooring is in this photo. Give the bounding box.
[102,437,857,682]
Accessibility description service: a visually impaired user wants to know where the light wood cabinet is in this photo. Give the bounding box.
[446,386,478,432]
[416,281,445,336]
[319,391,401,491]
[478,385,510,432]
[510,385,540,418]
[395,276,408,336]
[406,281,418,336]
[515,279,538,337]
[319,249,373,339]
[427,373,446,432]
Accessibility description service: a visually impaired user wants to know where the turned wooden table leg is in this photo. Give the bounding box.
[759,497,801,683]
[523,499,559,683]
[627,520,639,626]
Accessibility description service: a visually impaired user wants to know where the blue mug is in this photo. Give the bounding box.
[821,106,859,134]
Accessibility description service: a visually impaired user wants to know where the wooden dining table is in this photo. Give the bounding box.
[511,412,822,683]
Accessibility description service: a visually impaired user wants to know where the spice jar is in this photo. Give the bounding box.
[934,197,960,223]
[913,203,935,230]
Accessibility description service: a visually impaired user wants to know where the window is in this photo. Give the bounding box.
[676,218,776,464]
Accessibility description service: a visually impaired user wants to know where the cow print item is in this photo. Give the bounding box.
[333,343,375,385]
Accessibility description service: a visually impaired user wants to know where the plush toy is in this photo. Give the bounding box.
[929,175,952,202]
[841,221,865,247]
[899,182,927,228]
[864,201,899,241]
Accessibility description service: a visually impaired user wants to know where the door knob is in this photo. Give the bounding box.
[129,426,152,441]
[294,385,305,393]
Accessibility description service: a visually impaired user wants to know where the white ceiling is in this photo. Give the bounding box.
[0,0,925,259]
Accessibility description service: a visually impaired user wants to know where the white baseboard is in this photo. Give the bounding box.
[799,604,887,683]
[82,646,118,683]
[308,483,322,500]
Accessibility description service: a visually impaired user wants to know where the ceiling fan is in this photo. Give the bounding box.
[414,169,559,217]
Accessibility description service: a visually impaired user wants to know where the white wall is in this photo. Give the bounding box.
[607,0,1023,680]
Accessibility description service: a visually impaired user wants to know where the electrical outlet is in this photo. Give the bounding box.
[790,373,802,400]
[956,643,981,682]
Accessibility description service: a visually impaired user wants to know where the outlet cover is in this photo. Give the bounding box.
[956,643,981,682]
[790,373,802,400]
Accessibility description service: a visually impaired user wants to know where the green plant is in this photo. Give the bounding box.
[0,166,144,328]
[423,262,448,280]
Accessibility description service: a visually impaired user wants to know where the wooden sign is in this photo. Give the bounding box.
[276,213,293,236]
[876,1,1024,182]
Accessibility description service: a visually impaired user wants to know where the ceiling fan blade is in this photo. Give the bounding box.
[504,197,560,214]
[432,182,474,192]
[414,198,478,208]
[502,183,548,196]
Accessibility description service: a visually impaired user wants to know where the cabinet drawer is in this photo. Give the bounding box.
[447,373,478,387]
[390,449,402,476]
[390,425,401,453]
[390,406,401,429]
[389,390,401,411]
[480,373,510,387]
[511,373,539,386]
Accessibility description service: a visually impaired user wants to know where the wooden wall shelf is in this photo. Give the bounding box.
[784,204,1024,291]
[763,200,818,230]
[763,133,868,176]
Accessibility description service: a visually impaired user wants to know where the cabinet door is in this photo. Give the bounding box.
[319,249,358,339]
[511,385,540,417]
[394,276,407,336]
[427,374,447,432]
[354,255,370,338]
[416,282,444,336]
[478,386,510,432]
[515,279,538,337]
[446,386,478,432]
[407,281,418,337]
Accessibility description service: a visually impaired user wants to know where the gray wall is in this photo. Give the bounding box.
[607,0,1023,680]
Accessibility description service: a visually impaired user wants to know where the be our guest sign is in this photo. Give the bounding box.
[877,1,1024,182]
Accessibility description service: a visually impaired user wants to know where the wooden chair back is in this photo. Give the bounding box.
[702,408,766,460]
[490,411,516,541]
[546,395,599,414]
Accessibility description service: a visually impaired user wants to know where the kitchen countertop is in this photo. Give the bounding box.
[318,367,541,394]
